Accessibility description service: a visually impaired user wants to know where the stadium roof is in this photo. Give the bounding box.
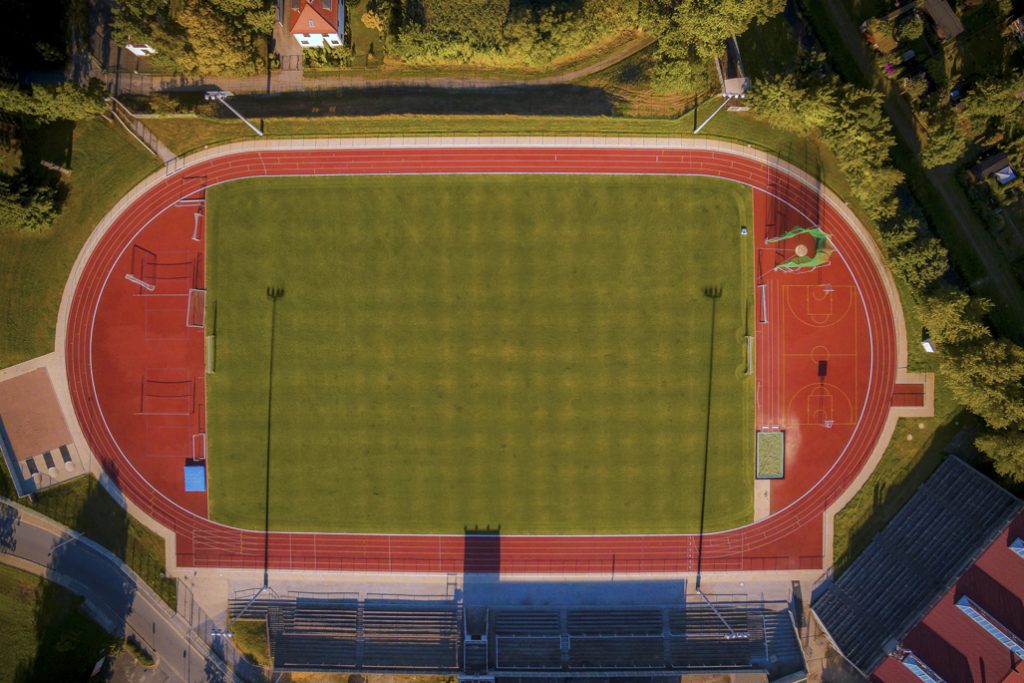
[872,508,1024,682]
[922,0,965,39]
[812,457,1022,677]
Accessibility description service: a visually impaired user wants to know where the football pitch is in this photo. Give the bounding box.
[205,174,754,534]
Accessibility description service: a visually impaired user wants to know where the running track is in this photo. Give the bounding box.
[63,144,900,574]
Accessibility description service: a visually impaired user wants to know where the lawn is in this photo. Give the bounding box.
[0,118,160,367]
[0,471,178,608]
[206,174,755,534]
[0,563,116,682]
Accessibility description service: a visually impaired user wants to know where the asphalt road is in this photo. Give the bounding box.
[0,500,241,683]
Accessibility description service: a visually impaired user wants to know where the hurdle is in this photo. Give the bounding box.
[125,273,156,291]
[192,211,203,241]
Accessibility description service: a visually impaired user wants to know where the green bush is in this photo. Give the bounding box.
[895,14,925,42]
[303,45,351,68]
[0,175,57,232]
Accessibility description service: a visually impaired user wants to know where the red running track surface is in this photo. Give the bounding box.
[65,147,898,574]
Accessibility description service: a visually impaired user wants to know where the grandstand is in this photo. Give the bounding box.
[230,593,805,679]
[228,595,461,672]
[812,456,1023,678]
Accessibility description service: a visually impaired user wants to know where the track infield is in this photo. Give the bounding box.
[206,174,755,534]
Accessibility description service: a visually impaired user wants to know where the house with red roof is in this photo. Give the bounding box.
[812,457,1024,683]
[288,0,344,49]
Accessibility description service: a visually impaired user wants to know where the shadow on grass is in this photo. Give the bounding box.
[833,410,970,574]
[0,466,176,607]
[9,478,129,682]
[147,84,627,118]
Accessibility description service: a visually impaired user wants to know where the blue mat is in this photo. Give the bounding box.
[184,463,206,492]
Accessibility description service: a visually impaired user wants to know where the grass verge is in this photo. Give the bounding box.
[143,101,849,190]
[1,472,177,608]
[0,118,161,367]
[233,620,271,667]
[0,563,117,683]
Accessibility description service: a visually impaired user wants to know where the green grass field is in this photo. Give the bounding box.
[206,174,754,534]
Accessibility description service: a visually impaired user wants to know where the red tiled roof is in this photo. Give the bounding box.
[289,0,338,35]
[872,510,1024,683]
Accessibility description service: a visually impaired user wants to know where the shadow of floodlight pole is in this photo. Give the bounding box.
[263,286,285,588]
[217,286,286,638]
[695,285,722,593]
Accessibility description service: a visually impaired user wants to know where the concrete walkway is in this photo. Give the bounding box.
[107,34,657,96]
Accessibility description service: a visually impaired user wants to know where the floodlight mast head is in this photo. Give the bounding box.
[203,90,234,101]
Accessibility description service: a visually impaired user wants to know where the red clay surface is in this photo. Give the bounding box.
[65,147,900,573]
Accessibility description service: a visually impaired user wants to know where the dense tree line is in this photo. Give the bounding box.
[389,0,638,68]
[0,81,106,232]
[637,0,783,92]
[113,0,275,75]
[385,0,783,92]
[750,71,1024,483]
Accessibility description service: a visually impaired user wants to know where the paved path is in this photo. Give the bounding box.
[818,0,1024,336]
[0,499,251,683]
[108,34,657,96]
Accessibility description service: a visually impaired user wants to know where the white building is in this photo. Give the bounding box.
[289,0,344,49]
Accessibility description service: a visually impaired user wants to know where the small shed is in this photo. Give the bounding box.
[971,151,1018,185]
[922,0,964,40]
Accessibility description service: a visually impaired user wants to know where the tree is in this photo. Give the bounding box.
[748,75,835,135]
[895,14,924,42]
[0,175,57,232]
[639,0,784,91]
[749,75,904,222]
[975,429,1024,482]
[865,18,893,39]
[943,338,1024,430]
[0,81,106,124]
[888,236,948,291]
[174,1,263,75]
[113,0,273,75]
[918,289,992,347]
[961,72,1024,138]
[921,112,967,169]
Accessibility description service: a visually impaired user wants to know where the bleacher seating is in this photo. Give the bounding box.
[223,594,804,679]
[495,636,562,669]
[493,610,560,635]
[568,636,665,668]
[567,608,663,635]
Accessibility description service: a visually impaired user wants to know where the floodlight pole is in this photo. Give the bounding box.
[693,97,731,135]
[695,589,749,640]
[205,90,264,137]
